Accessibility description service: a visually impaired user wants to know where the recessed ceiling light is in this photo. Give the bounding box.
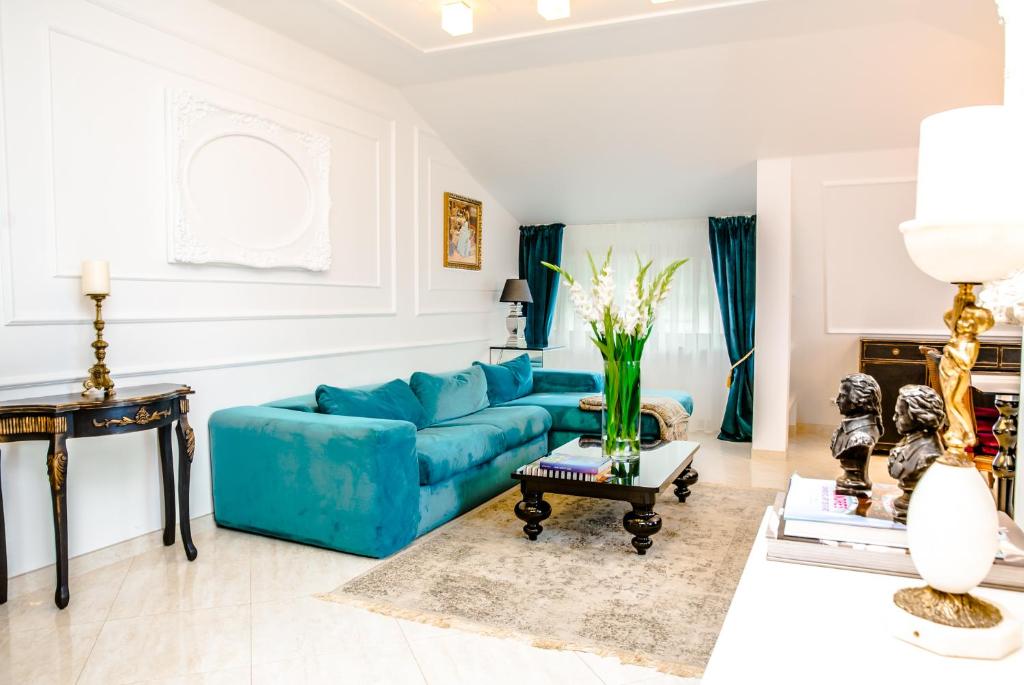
[441,2,473,37]
[650,0,677,4]
[537,0,571,21]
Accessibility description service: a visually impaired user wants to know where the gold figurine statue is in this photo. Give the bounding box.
[937,284,994,464]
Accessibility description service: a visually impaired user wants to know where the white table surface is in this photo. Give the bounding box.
[973,372,1021,395]
[703,508,1024,684]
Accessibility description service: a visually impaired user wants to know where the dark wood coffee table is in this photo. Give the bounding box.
[511,439,700,554]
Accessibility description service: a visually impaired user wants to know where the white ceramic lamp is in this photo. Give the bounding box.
[901,106,1024,283]
[893,104,1024,659]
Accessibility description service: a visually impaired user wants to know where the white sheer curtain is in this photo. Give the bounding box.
[545,220,730,434]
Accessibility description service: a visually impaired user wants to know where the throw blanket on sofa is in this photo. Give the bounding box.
[579,395,690,441]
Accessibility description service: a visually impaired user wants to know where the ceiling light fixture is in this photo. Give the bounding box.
[441,2,473,36]
[537,0,571,21]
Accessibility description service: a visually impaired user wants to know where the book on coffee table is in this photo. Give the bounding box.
[780,475,906,548]
[538,452,610,475]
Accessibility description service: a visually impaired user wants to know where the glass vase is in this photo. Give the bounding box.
[602,360,641,464]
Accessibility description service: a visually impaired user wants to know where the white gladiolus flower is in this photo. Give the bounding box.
[618,281,643,335]
[569,281,602,323]
[545,250,686,356]
[593,268,616,310]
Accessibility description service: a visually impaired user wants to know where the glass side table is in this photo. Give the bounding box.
[488,345,564,368]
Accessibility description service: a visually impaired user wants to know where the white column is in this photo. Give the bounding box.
[998,0,1024,108]
[752,158,793,455]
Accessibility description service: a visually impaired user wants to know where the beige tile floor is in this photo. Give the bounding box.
[0,430,886,685]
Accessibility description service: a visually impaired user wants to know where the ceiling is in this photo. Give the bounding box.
[213,0,1004,224]
[328,0,772,53]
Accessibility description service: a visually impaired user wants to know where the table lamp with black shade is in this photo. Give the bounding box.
[500,278,533,348]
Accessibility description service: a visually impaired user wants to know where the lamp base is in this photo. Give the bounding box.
[505,315,527,349]
[890,589,1021,659]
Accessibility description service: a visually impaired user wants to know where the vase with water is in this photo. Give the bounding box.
[603,359,641,466]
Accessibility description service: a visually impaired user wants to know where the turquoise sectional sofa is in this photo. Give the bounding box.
[208,357,693,558]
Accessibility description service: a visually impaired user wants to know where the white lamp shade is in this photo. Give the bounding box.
[901,105,1024,283]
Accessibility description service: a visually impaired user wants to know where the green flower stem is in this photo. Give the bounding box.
[603,360,641,459]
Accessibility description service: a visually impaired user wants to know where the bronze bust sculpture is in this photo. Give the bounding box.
[831,373,883,497]
[887,385,945,525]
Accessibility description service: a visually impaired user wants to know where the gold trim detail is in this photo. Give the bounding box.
[0,415,67,436]
[93,406,171,429]
[179,398,189,413]
[893,586,1002,628]
[184,425,196,462]
[47,450,68,492]
[442,192,483,271]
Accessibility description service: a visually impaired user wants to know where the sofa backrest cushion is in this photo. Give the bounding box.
[472,354,534,404]
[410,366,490,426]
[316,379,426,429]
[264,394,317,412]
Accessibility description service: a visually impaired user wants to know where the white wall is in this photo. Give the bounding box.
[0,0,519,578]
[788,147,995,427]
[752,159,792,454]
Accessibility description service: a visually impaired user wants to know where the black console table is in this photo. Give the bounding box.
[860,336,1021,452]
[0,384,197,608]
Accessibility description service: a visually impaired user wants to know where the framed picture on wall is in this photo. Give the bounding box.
[443,192,482,270]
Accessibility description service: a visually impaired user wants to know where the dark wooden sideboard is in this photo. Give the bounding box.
[860,336,1021,453]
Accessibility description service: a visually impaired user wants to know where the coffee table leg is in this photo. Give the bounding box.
[514,486,551,541]
[623,501,662,555]
[673,466,698,503]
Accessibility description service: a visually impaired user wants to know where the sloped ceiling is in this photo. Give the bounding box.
[213,0,1003,223]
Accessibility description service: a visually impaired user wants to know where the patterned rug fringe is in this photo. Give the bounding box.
[315,591,704,679]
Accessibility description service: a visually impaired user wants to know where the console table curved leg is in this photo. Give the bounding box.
[175,415,198,561]
[157,424,176,546]
[623,501,662,555]
[1,447,7,605]
[514,487,551,541]
[47,433,70,609]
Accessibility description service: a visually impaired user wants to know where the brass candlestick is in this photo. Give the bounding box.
[82,294,115,397]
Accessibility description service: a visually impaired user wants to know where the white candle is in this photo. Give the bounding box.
[80,260,110,295]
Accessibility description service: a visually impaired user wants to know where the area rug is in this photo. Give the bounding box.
[320,482,777,678]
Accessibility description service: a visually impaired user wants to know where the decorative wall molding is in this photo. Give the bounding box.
[166,89,333,271]
[413,127,504,317]
[821,176,953,336]
[0,336,489,392]
[1,26,400,325]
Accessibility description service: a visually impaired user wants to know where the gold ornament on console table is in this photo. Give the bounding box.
[892,101,1024,659]
[80,260,115,398]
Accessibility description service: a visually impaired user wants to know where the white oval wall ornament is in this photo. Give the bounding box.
[166,90,332,271]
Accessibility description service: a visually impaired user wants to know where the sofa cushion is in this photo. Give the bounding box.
[472,354,534,404]
[435,405,551,449]
[499,390,694,437]
[410,366,490,426]
[415,424,506,485]
[316,379,426,429]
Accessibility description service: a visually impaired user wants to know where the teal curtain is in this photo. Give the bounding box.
[709,216,756,442]
[518,224,565,348]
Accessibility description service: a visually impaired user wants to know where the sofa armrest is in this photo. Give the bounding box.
[532,369,604,394]
[209,406,420,558]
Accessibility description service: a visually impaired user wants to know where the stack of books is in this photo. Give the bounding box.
[522,443,612,482]
[767,475,1024,590]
